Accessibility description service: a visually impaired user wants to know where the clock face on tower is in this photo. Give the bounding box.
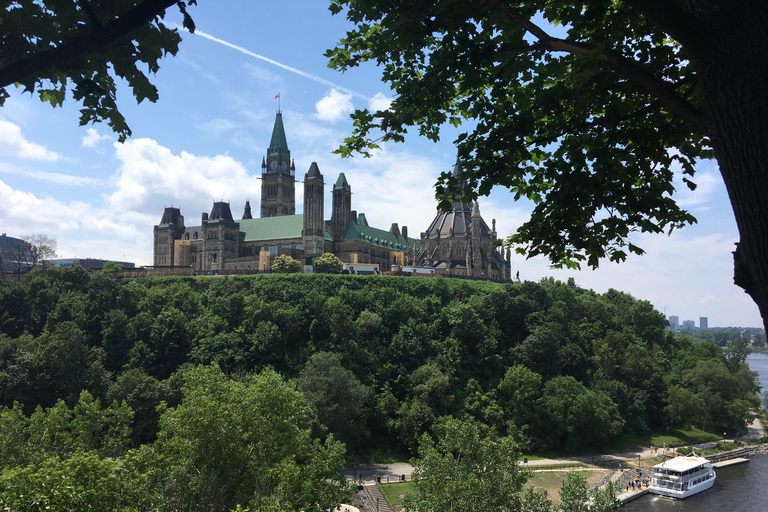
[270,161,277,171]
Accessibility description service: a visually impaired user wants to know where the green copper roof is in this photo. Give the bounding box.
[239,214,303,241]
[268,112,289,157]
[238,215,333,242]
[343,219,419,252]
[334,173,350,190]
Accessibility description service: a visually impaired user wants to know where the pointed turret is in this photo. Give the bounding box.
[242,200,253,220]
[268,111,289,157]
[303,162,325,263]
[332,173,352,243]
[261,111,296,217]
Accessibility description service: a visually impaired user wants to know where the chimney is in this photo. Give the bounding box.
[402,226,408,239]
[351,210,358,224]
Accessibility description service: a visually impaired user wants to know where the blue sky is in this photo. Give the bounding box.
[0,1,760,327]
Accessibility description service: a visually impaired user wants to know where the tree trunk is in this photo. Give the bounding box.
[693,2,768,330]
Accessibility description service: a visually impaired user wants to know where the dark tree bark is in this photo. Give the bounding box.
[689,2,768,330]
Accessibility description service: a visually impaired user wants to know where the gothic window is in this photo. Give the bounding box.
[184,233,189,240]
[269,246,278,255]
[194,232,198,239]
[456,244,463,257]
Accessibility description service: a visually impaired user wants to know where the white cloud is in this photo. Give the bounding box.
[81,127,113,148]
[369,92,392,112]
[108,138,261,214]
[0,118,59,160]
[315,89,354,123]
[0,162,110,187]
[0,180,83,234]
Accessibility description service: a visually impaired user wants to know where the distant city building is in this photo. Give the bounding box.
[700,317,708,330]
[0,234,35,276]
[740,330,753,343]
[668,315,679,329]
[682,320,695,329]
[53,258,136,271]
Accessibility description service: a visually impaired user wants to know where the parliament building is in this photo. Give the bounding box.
[153,111,512,280]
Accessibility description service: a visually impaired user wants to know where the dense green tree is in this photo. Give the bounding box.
[542,376,624,451]
[0,268,761,456]
[298,351,371,451]
[327,0,768,330]
[272,254,303,273]
[314,252,343,274]
[148,365,349,512]
[557,472,620,512]
[106,368,170,444]
[0,391,132,469]
[1,0,198,141]
[497,364,542,441]
[0,451,131,512]
[402,418,528,512]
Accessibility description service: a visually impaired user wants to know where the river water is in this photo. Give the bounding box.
[622,352,768,511]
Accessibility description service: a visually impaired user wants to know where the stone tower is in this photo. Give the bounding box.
[260,111,296,217]
[332,173,351,243]
[153,207,185,266]
[201,202,240,272]
[302,162,325,263]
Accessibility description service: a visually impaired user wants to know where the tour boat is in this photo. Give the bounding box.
[649,456,716,498]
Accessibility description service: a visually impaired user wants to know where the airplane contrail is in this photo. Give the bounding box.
[179,27,369,101]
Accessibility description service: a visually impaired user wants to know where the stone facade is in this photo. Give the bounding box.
[153,111,419,273]
[413,158,512,281]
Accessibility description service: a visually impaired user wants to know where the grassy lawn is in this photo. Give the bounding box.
[380,481,418,511]
[380,471,602,508]
[600,427,722,453]
[518,427,722,463]
[525,470,600,504]
[526,462,584,471]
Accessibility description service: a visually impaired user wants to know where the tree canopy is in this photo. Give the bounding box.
[326,0,768,328]
[0,0,197,141]
[0,270,761,509]
[272,254,302,273]
[314,252,343,274]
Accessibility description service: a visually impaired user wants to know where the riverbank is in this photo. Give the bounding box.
[345,415,766,510]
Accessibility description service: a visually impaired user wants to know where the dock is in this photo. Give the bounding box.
[712,457,749,468]
[618,489,648,504]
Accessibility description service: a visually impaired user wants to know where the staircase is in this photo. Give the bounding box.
[363,483,393,512]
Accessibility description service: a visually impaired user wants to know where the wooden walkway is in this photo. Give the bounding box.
[712,457,750,468]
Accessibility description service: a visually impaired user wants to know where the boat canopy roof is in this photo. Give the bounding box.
[653,456,710,473]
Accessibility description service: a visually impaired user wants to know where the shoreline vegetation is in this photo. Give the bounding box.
[0,269,762,511]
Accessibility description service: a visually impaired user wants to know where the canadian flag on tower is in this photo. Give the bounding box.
[275,93,280,99]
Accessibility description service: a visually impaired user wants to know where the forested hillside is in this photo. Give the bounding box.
[0,267,760,510]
